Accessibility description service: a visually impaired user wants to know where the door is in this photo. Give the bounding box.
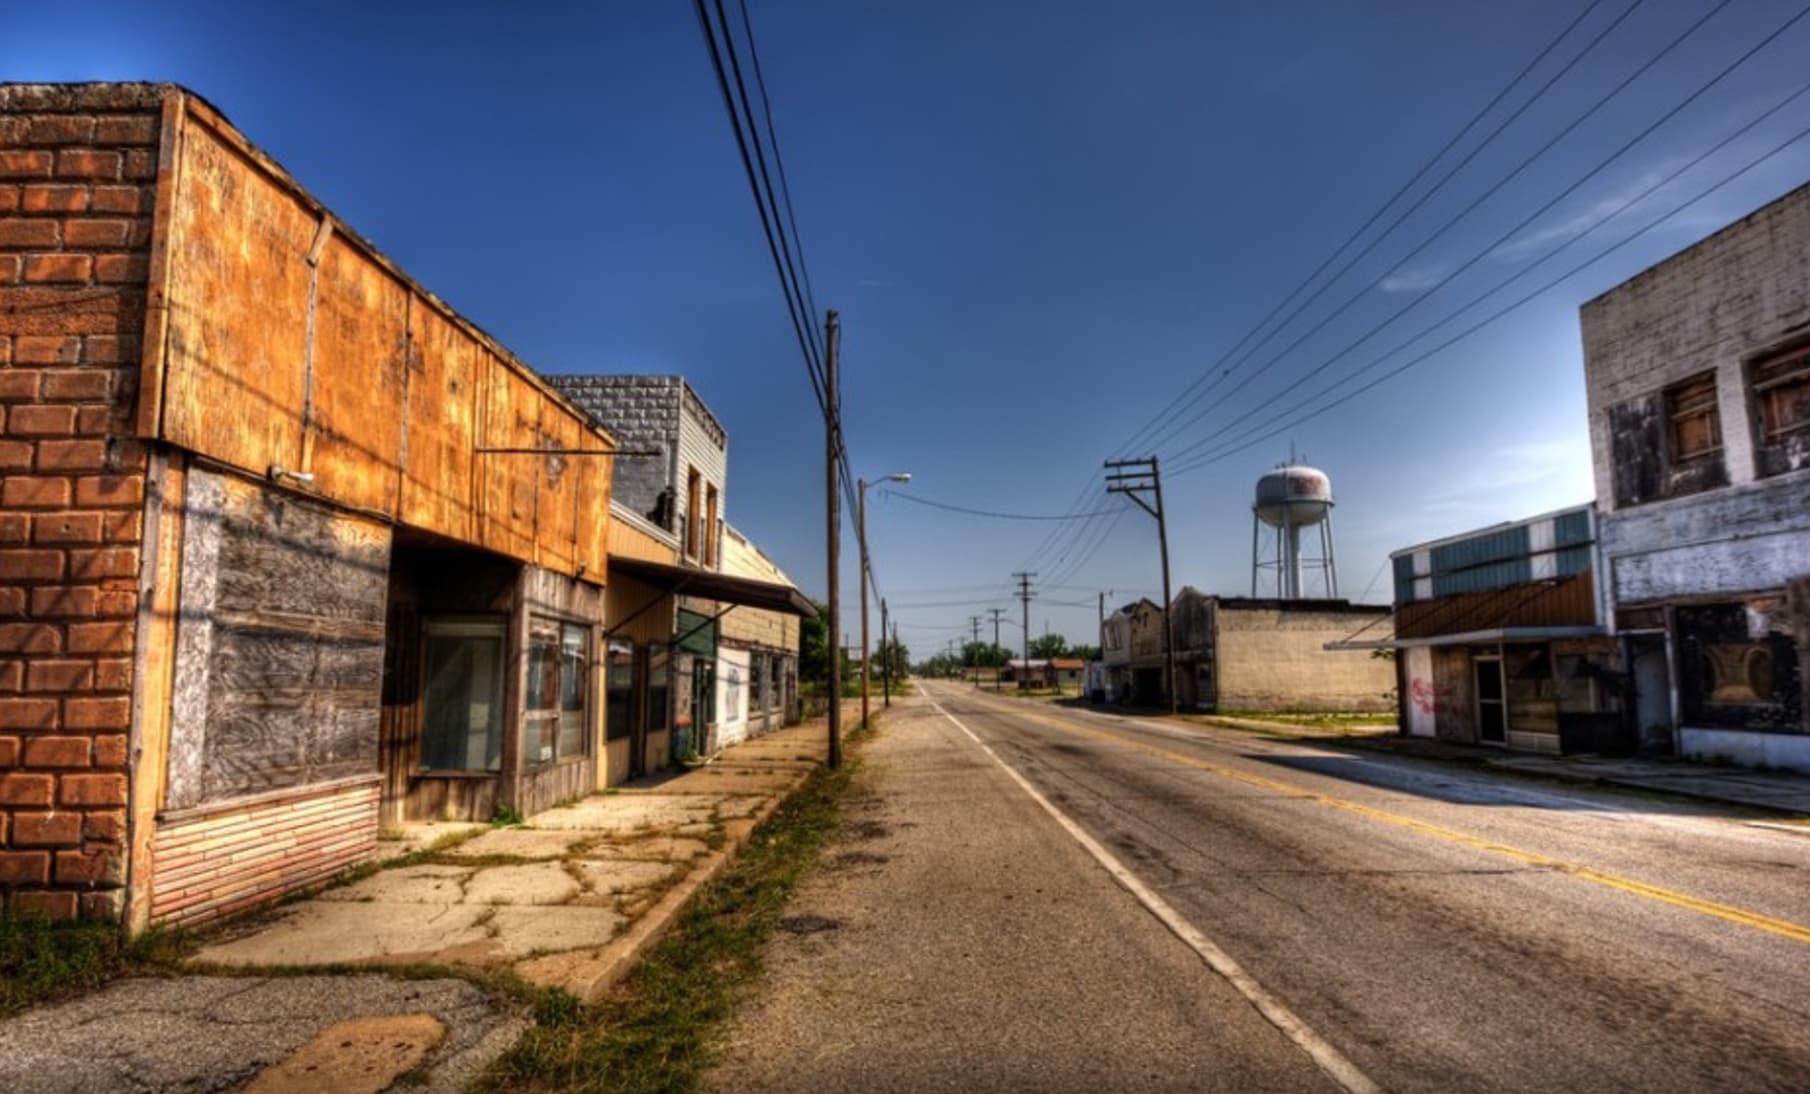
[685,658,716,758]
[1475,655,1507,744]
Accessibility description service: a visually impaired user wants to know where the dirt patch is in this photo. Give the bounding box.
[777,915,842,936]
[843,820,891,841]
[832,851,890,867]
[243,1013,445,1094]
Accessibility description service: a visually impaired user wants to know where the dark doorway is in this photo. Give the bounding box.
[1475,656,1506,744]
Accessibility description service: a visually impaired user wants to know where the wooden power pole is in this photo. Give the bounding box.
[989,607,1005,691]
[825,310,843,769]
[881,597,891,708]
[1013,572,1035,688]
[1105,457,1176,715]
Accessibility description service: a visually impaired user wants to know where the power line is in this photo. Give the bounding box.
[1114,0,1624,461]
[877,489,1120,521]
[1150,0,1747,463]
[1167,114,1810,478]
[692,0,827,411]
[1163,0,1810,469]
[1030,1,1631,578]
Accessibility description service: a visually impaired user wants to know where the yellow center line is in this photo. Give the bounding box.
[990,697,1810,947]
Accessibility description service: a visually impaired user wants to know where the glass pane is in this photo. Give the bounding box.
[646,644,670,733]
[558,623,587,759]
[526,623,559,766]
[421,619,506,771]
[606,639,634,742]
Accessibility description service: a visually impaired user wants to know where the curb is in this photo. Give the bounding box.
[514,764,816,1001]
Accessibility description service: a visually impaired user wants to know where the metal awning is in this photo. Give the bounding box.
[1325,625,1607,652]
[609,556,814,617]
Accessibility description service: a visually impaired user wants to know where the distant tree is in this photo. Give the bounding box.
[962,641,1010,668]
[1028,633,1069,660]
[876,637,910,678]
[1067,644,1102,662]
[800,600,830,684]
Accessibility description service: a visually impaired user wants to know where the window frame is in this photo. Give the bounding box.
[1749,342,1810,480]
[704,483,719,567]
[686,466,701,559]
[523,615,592,769]
[418,614,510,774]
[1664,371,1722,465]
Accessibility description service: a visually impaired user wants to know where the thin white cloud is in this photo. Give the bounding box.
[856,278,895,288]
[1379,264,1446,294]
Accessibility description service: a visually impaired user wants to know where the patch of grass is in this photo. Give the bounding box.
[492,803,526,827]
[479,743,863,1093]
[0,916,188,1017]
[1213,708,1396,729]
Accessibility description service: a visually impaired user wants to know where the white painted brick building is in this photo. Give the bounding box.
[1581,180,1810,772]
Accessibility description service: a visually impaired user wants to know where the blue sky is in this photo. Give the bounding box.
[10,0,1810,656]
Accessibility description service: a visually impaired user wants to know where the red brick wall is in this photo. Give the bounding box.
[0,85,161,920]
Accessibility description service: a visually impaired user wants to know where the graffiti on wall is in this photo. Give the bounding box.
[1410,677,1459,716]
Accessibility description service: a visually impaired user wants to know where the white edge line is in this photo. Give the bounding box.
[923,688,1383,1094]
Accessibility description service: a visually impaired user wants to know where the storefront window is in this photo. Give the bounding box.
[606,639,635,742]
[646,644,671,734]
[559,623,589,759]
[525,621,560,766]
[1679,604,1803,731]
[751,652,767,712]
[525,618,591,766]
[421,618,506,771]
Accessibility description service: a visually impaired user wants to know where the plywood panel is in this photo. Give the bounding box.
[535,406,580,575]
[161,120,310,476]
[574,426,613,578]
[168,470,389,807]
[478,356,539,562]
[308,234,407,514]
[401,299,479,542]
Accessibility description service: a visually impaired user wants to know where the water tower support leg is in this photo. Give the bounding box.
[1323,511,1339,598]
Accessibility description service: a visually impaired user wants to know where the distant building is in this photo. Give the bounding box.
[1169,589,1393,713]
[1581,180,1810,772]
[1353,505,1622,752]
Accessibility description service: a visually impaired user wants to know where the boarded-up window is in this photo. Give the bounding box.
[168,471,389,808]
[1609,377,1727,509]
[1666,372,1721,462]
[1678,603,1803,732]
[1752,344,1810,478]
[705,484,719,567]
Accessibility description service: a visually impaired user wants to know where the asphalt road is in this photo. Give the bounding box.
[709,683,1810,1093]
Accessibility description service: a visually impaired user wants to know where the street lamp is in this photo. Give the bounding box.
[857,472,910,728]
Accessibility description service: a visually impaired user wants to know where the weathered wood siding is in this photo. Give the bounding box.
[144,93,610,581]
[1396,572,1597,639]
[166,468,389,808]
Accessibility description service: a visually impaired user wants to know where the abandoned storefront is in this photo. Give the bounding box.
[604,554,810,773]
[0,85,621,927]
[1354,505,1623,754]
[1582,180,1810,772]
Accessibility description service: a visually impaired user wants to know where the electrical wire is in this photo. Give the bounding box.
[878,489,1121,521]
[1113,0,1623,460]
[1163,1,1810,468]
[1149,0,1748,463]
[1166,113,1810,478]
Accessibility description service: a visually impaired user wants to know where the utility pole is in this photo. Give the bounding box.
[989,608,1005,692]
[1106,457,1176,715]
[969,615,983,686]
[1013,572,1035,690]
[825,311,843,769]
[881,597,891,708]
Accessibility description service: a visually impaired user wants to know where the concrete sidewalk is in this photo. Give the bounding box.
[193,715,843,999]
[0,705,859,1094]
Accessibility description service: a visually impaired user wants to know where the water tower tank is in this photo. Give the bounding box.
[1254,465,1334,528]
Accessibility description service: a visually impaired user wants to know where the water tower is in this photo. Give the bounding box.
[1251,461,1339,598]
